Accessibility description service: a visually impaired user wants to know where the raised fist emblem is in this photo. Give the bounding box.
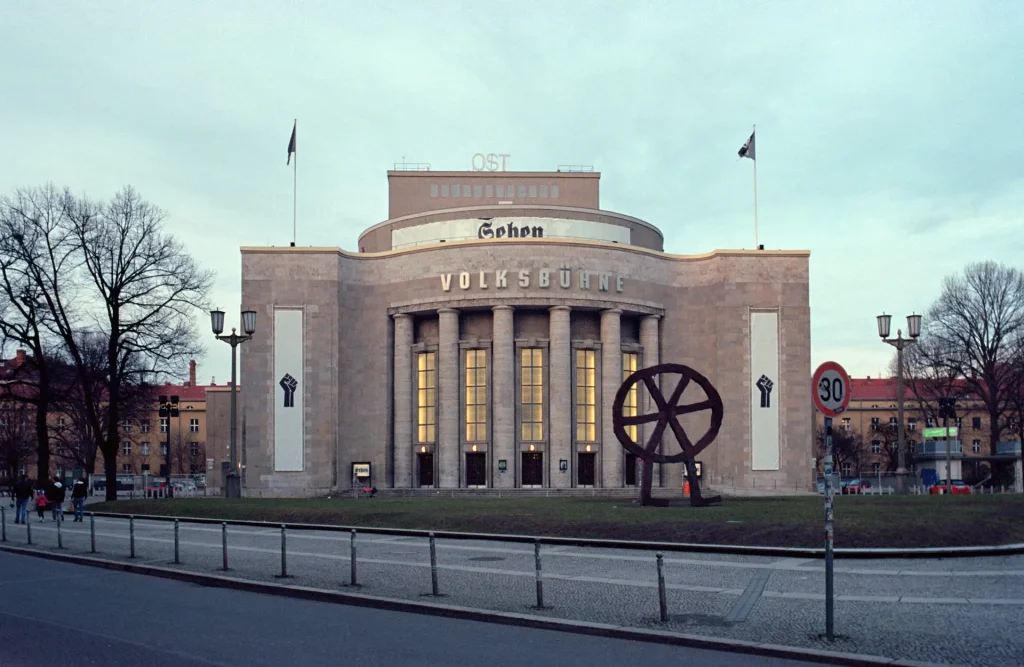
[280,373,298,408]
[756,374,774,408]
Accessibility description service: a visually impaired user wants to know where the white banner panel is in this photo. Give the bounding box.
[274,309,304,472]
[391,217,631,249]
[750,311,780,470]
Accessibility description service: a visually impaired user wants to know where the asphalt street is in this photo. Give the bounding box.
[0,551,810,667]
[5,515,1024,665]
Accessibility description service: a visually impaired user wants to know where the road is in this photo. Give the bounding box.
[0,551,811,667]
[5,515,1024,665]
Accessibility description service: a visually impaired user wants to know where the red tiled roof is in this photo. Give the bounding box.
[850,377,980,402]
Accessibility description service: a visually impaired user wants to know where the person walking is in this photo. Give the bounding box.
[49,477,66,523]
[34,490,48,521]
[13,475,33,524]
[71,476,88,522]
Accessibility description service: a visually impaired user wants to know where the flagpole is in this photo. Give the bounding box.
[752,124,758,249]
[292,118,297,247]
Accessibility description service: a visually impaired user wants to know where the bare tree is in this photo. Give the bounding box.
[925,261,1024,454]
[1,185,213,500]
[816,426,868,476]
[0,399,35,490]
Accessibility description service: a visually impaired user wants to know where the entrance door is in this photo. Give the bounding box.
[522,452,543,487]
[465,452,487,487]
[578,453,596,486]
[417,453,434,487]
[625,453,637,486]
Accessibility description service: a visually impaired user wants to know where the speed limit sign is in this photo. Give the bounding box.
[812,361,851,417]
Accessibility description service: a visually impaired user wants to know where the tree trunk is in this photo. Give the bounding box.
[34,399,49,484]
[989,412,1001,456]
[103,444,118,501]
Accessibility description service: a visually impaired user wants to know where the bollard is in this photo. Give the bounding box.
[350,529,357,586]
[429,532,439,596]
[222,523,229,571]
[1,507,5,543]
[129,515,136,558]
[534,538,544,608]
[57,514,63,549]
[279,524,288,578]
[89,514,96,553]
[656,553,668,622]
[174,519,180,564]
[27,515,32,545]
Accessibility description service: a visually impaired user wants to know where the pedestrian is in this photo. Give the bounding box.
[49,477,66,523]
[34,490,48,521]
[71,476,88,522]
[13,475,33,524]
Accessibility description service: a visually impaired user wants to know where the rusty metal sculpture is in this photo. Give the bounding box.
[612,363,724,507]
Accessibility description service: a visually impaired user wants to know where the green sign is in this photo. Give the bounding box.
[498,459,507,472]
[923,426,957,438]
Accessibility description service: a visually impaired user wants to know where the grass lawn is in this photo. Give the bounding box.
[89,494,1024,549]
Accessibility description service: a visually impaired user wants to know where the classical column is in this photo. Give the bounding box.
[438,308,460,488]
[393,314,414,488]
[640,315,664,487]
[491,306,515,488]
[601,309,623,487]
[548,306,571,489]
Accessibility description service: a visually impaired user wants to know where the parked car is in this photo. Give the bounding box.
[928,480,972,495]
[842,479,872,495]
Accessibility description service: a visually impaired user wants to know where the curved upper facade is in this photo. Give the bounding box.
[357,170,664,252]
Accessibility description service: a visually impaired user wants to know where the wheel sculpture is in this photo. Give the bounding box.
[612,363,724,507]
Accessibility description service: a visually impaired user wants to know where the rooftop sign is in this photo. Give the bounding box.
[471,153,510,171]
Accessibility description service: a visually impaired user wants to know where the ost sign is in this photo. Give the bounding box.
[471,153,511,171]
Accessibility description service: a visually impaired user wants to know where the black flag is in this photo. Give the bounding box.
[738,131,755,160]
[287,121,296,165]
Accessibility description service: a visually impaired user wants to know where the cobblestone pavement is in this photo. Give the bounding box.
[7,516,1024,666]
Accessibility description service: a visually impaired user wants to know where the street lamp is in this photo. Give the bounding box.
[211,308,257,499]
[877,312,922,492]
[158,395,179,493]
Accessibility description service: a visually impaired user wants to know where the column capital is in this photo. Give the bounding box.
[437,307,459,316]
[549,305,571,313]
[393,312,412,321]
[602,308,624,316]
[492,305,514,313]
[641,313,662,322]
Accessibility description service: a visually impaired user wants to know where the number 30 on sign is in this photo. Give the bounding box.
[812,361,852,417]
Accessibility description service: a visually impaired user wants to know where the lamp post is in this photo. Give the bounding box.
[211,309,256,499]
[158,395,179,494]
[877,312,922,493]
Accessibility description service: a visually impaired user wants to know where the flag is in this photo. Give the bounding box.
[287,121,296,165]
[738,131,755,160]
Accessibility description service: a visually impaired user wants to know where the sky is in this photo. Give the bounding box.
[2,1,1022,384]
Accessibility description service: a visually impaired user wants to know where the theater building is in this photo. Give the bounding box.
[230,165,813,496]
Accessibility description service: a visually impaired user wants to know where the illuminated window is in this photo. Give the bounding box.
[622,352,638,443]
[416,352,436,444]
[575,349,597,442]
[521,348,544,441]
[465,349,487,441]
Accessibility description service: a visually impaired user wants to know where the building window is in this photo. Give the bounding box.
[908,439,916,453]
[539,184,548,197]
[925,418,933,428]
[841,417,851,432]
[622,352,639,444]
[189,442,200,457]
[495,185,504,197]
[141,443,150,456]
[485,184,494,197]
[451,184,460,197]
[972,439,981,453]
[888,417,897,425]
[160,417,168,433]
[140,420,150,433]
[121,443,131,456]
[520,348,544,441]
[955,417,963,428]
[190,418,199,433]
[841,462,852,476]
[908,418,917,431]
[56,416,65,428]
[517,185,527,198]
[551,185,559,198]
[473,184,482,197]
[440,184,449,197]
[465,349,487,442]
[462,184,470,195]
[416,352,436,444]
[430,183,438,197]
[575,349,597,442]
[160,443,168,456]
[872,462,881,475]
[871,440,881,454]
[528,184,537,197]
[121,464,131,473]
[121,420,132,433]
[972,417,982,430]
[870,417,880,426]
